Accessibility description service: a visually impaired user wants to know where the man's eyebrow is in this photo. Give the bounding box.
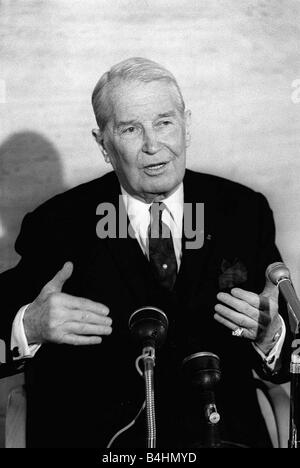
[115,111,177,128]
[157,111,176,118]
[116,119,139,128]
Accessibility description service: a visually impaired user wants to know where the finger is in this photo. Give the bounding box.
[60,294,110,316]
[231,287,278,319]
[63,309,112,326]
[213,313,252,339]
[214,304,257,328]
[63,335,103,346]
[230,288,260,307]
[43,262,74,294]
[214,312,238,331]
[67,322,113,336]
[217,292,258,319]
[231,287,278,308]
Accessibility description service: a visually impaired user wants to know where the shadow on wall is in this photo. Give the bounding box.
[0,131,66,273]
[0,131,66,446]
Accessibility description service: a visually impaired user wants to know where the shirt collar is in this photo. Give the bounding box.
[120,183,184,228]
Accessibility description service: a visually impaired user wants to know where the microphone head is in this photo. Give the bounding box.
[182,352,221,390]
[266,262,290,285]
[128,306,168,349]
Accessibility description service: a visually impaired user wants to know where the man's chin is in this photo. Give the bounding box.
[141,177,181,200]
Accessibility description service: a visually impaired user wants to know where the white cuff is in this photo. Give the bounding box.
[11,304,41,359]
[252,315,286,371]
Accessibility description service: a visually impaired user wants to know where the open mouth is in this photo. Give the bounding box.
[143,161,169,175]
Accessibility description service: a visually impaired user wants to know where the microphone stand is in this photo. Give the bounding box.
[129,306,168,449]
[288,306,300,449]
[289,339,300,448]
[204,400,221,448]
[266,263,300,448]
[282,294,300,448]
[142,346,156,448]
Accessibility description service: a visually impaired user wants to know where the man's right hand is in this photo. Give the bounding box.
[23,262,112,346]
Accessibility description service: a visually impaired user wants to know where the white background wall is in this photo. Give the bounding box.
[0,0,299,374]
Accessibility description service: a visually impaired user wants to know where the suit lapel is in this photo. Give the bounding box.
[175,170,217,299]
[105,234,154,305]
[95,182,158,305]
[91,170,218,303]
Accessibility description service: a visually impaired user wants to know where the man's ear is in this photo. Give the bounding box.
[92,128,110,163]
[184,110,192,148]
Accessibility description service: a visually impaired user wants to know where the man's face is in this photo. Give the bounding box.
[99,80,190,202]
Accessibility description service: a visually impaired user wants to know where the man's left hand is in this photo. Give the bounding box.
[214,278,282,355]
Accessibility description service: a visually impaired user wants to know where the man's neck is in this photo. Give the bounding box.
[120,183,183,205]
[121,184,182,204]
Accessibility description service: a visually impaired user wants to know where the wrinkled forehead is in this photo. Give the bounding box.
[107,79,183,125]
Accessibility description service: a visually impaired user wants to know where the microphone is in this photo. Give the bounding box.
[266,262,300,324]
[128,307,168,448]
[266,263,300,448]
[182,352,221,448]
[128,306,168,351]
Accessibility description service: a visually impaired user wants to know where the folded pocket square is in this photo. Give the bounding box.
[218,258,248,290]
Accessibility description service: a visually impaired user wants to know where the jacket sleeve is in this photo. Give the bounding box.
[250,192,293,384]
[0,207,68,353]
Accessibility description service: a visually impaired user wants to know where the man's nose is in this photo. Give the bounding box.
[142,128,160,154]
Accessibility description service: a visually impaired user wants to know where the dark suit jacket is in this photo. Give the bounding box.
[0,169,292,448]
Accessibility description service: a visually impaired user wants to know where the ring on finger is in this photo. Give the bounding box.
[232,327,244,337]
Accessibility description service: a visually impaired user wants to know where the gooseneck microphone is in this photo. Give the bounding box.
[266,262,300,448]
[266,262,300,324]
[128,306,168,448]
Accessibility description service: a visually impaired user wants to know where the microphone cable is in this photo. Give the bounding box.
[106,351,147,448]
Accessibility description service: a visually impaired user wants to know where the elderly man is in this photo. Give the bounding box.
[1,57,291,448]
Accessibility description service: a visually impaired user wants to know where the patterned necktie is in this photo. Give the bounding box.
[148,202,178,291]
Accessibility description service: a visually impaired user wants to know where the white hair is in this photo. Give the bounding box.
[92,57,185,131]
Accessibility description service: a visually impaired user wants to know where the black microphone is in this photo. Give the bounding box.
[128,306,168,351]
[182,352,221,448]
[128,307,168,448]
[266,262,300,324]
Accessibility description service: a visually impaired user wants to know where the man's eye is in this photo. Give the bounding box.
[158,120,172,127]
[123,126,136,134]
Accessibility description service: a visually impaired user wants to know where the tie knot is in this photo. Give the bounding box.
[149,202,172,240]
[149,202,166,224]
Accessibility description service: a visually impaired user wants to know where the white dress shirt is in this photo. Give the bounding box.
[11,182,286,371]
[121,183,184,268]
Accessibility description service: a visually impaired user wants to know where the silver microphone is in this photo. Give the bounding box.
[266,262,300,325]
